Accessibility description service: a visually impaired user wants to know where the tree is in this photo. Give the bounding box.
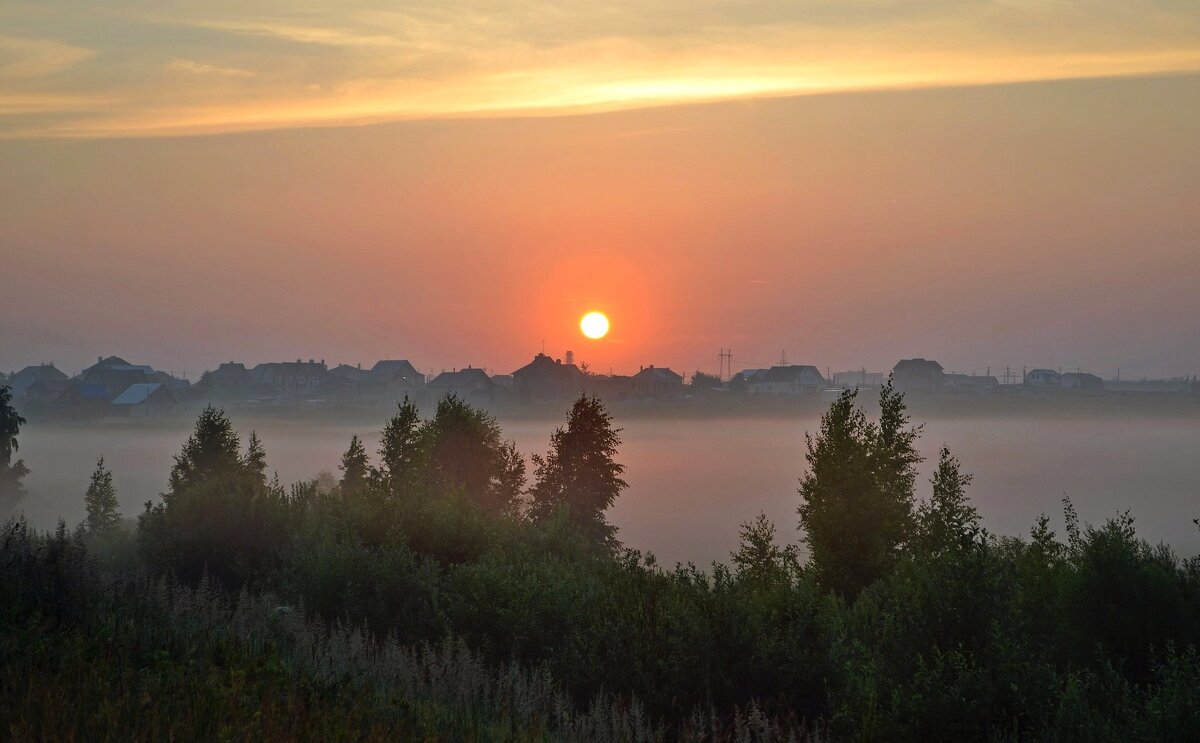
[732,512,799,583]
[242,431,268,487]
[376,397,424,497]
[494,440,527,516]
[529,394,627,544]
[339,434,370,495]
[914,446,982,557]
[83,457,121,534]
[798,383,922,597]
[422,394,511,513]
[690,371,723,393]
[0,384,29,514]
[167,406,243,497]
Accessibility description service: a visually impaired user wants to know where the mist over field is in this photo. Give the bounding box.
[17,408,1200,565]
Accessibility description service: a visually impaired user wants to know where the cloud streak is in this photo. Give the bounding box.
[1,0,1199,137]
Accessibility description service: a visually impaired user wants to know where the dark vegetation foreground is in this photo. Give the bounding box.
[2,383,1199,741]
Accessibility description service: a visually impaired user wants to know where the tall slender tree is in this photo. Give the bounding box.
[84,457,121,534]
[376,396,424,497]
[798,382,922,597]
[529,394,627,544]
[339,434,370,495]
[242,430,268,486]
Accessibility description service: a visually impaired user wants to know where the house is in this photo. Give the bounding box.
[428,367,496,404]
[361,360,425,405]
[729,369,768,395]
[1025,368,1061,387]
[22,379,71,410]
[1060,372,1104,390]
[328,364,365,383]
[248,360,328,401]
[7,363,68,399]
[53,383,113,419]
[511,353,584,402]
[631,366,684,397]
[195,362,251,400]
[893,358,945,393]
[80,356,157,393]
[750,365,827,395]
[111,383,179,417]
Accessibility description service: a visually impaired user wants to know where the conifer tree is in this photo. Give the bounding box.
[84,457,121,534]
[915,446,981,556]
[167,406,243,497]
[530,394,627,544]
[242,430,268,486]
[339,434,370,494]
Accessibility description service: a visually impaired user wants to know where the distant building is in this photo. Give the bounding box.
[111,383,179,417]
[53,383,113,419]
[7,364,68,399]
[80,356,157,393]
[511,353,584,402]
[195,362,251,400]
[1060,372,1103,390]
[361,360,425,405]
[893,358,945,393]
[328,364,365,383]
[428,367,496,404]
[751,365,827,395]
[1025,368,1061,387]
[630,366,684,397]
[249,360,328,401]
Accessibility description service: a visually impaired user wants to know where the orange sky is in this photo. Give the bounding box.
[3,73,1199,379]
[2,2,1199,379]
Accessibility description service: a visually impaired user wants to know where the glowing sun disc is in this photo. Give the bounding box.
[580,311,609,339]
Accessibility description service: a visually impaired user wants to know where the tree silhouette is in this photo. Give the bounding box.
[167,406,243,497]
[798,382,921,597]
[0,384,29,514]
[339,434,371,495]
[530,394,627,544]
[376,396,424,497]
[83,457,121,534]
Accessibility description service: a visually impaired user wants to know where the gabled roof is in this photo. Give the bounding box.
[632,366,683,383]
[429,367,494,389]
[761,365,825,384]
[369,359,420,378]
[894,358,944,374]
[9,364,68,396]
[112,383,172,405]
[512,353,582,378]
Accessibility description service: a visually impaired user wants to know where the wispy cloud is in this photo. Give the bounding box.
[166,58,254,78]
[2,0,1199,138]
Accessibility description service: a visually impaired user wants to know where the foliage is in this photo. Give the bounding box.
[375,396,423,497]
[529,394,627,545]
[339,434,370,494]
[8,394,1200,741]
[798,382,921,597]
[0,384,28,514]
[82,457,120,535]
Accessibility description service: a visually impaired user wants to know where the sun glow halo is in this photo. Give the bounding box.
[580,311,610,340]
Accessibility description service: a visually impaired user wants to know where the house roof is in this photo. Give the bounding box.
[369,360,421,380]
[112,383,171,405]
[894,358,944,374]
[69,384,113,401]
[429,367,494,389]
[761,365,826,384]
[512,353,582,378]
[632,366,683,383]
[9,364,68,396]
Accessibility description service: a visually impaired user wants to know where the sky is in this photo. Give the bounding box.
[1,1,1199,379]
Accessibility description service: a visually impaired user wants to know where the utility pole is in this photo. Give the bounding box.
[717,348,733,382]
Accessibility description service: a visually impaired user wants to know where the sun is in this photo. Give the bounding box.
[580,311,610,340]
